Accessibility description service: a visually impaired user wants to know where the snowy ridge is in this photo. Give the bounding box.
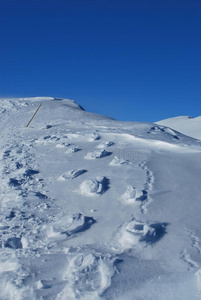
[156,115,201,140]
[1,97,201,299]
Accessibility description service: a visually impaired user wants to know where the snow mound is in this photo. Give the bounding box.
[122,185,143,204]
[109,156,131,166]
[49,213,96,237]
[65,146,81,155]
[59,169,87,180]
[97,141,114,149]
[117,219,156,250]
[80,177,109,196]
[56,142,70,148]
[88,133,101,141]
[84,150,112,160]
[58,250,115,300]
[115,219,168,251]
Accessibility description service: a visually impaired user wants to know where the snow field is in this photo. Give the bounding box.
[1,97,201,299]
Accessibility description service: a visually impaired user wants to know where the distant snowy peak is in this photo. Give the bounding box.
[156,116,201,140]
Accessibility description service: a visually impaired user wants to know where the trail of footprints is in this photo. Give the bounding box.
[0,128,168,298]
[179,230,201,294]
[0,139,49,298]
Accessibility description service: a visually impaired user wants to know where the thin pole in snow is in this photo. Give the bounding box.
[26,103,42,127]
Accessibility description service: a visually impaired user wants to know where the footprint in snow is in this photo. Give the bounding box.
[79,177,110,196]
[196,269,201,294]
[43,135,60,142]
[35,191,48,199]
[57,250,115,300]
[37,280,52,289]
[45,124,53,129]
[97,141,114,149]
[180,249,199,270]
[58,169,87,181]
[3,149,11,159]
[15,162,23,170]
[56,142,71,148]
[6,211,16,219]
[4,237,23,249]
[84,149,112,160]
[47,213,96,238]
[9,169,40,189]
[121,185,144,205]
[34,135,60,145]
[88,132,101,141]
[115,219,168,251]
[24,168,39,178]
[9,178,25,188]
[140,162,154,192]
[0,224,10,230]
[65,146,81,155]
[109,156,131,166]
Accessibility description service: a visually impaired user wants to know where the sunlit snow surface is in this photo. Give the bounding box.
[156,116,201,140]
[1,97,201,299]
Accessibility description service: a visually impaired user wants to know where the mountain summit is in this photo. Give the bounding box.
[157,115,201,140]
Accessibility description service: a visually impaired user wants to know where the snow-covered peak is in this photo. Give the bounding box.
[156,115,201,140]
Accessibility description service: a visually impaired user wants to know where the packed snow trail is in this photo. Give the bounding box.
[1,97,201,299]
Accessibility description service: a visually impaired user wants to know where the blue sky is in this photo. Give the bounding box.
[0,0,200,122]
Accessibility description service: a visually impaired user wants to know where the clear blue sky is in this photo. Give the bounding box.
[0,0,200,122]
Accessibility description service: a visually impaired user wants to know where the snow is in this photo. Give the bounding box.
[156,116,201,140]
[116,218,157,250]
[1,97,201,299]
[79,177,108,196]
[84,149,112,160]
[121,185,143,204]
[58,169,87,181]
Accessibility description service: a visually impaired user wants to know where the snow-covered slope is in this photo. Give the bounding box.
[1,97,201,300]
[156,116,201,140]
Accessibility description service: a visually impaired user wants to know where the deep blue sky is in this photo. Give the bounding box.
[0,0,200,122]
